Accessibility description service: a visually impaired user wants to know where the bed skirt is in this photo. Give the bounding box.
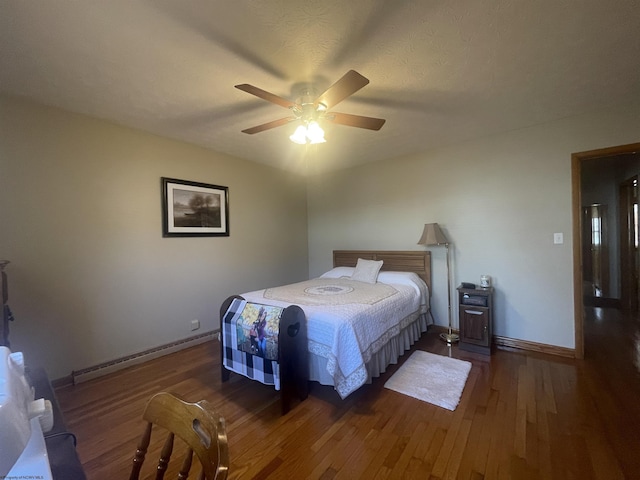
[308,311,429,389]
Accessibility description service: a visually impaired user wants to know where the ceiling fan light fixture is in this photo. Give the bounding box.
[289,124,308,144]
[289,121,325,145]
[306,121,326,144]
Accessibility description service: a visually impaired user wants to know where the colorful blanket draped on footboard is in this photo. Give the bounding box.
[222,297,284,390]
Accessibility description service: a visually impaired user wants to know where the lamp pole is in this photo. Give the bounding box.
[417,223,458,344]
[440,242,459,344]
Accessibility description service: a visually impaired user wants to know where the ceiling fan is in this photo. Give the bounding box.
[235,70,385,144]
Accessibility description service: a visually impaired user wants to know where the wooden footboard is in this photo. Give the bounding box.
[219,295,308,415]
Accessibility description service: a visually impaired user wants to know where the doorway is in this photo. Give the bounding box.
[572,142,640,359]
[582,203,610,301]
[619,175,639,311]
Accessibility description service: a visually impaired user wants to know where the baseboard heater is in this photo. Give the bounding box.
[71,331,217,384]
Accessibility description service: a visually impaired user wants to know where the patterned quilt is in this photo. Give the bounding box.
[242,275,427,398]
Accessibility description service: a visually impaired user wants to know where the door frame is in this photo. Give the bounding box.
[572,142,640,359]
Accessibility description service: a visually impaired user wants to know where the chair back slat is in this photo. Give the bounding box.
[178,448,194,480]
[129,422,152,480]
[155,432,174,479]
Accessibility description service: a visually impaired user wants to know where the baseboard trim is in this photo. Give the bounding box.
[428,325,575,358]
[493,335,575,358]
[63,327,575,386]
[70,331,218,384]
[51,374,74,389]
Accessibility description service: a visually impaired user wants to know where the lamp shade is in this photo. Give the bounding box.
[417,223,449,246]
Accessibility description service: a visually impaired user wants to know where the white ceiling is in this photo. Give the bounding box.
[1,1,639,175]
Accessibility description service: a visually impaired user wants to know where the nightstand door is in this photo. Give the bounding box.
[460,306,490,346]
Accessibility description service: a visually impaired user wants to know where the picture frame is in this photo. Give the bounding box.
[161,177,229,237]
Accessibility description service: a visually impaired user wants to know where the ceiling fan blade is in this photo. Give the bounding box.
[235,84,298,109]
[315,70,370,110]
[326,112,386,131]
[241,117,294,134]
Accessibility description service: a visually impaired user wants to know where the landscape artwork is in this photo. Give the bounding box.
[161,177,229,237]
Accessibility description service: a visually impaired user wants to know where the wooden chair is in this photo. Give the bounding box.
[129,392,229,480]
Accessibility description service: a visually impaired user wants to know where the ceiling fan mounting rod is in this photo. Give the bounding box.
[295,83,317,101]
[290,84,319,122]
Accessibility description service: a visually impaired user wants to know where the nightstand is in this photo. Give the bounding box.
[457,285,493,355]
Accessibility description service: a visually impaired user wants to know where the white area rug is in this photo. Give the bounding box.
[384,350,472,411]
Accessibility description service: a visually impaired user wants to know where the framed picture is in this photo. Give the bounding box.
[161,177,229,237]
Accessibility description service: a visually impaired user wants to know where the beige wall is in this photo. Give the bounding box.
[307,103,640,349]
[0,95,309,379]
[3,93,638,378]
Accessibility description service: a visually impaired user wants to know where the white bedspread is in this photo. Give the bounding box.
[241,271,429,398]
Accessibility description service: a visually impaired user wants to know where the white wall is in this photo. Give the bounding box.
[0,95,309,379]
[307,104,640,350]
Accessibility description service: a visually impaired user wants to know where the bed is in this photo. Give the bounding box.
[234,250,432,399]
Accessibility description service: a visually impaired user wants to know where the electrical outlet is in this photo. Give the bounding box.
[190,319,200,331]
[553,233,563,244]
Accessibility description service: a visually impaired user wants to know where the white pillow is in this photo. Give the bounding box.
[320,266,355,279]
[377,271,429,300]
[350,258,383,284]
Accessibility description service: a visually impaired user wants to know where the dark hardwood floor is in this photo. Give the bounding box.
[55,307,640,479]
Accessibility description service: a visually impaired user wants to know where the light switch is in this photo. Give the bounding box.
[553,233,563,244]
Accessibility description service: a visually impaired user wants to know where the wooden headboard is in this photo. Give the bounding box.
[333,250,432,296]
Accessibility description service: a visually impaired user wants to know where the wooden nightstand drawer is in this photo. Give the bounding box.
[458,286,493,355]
